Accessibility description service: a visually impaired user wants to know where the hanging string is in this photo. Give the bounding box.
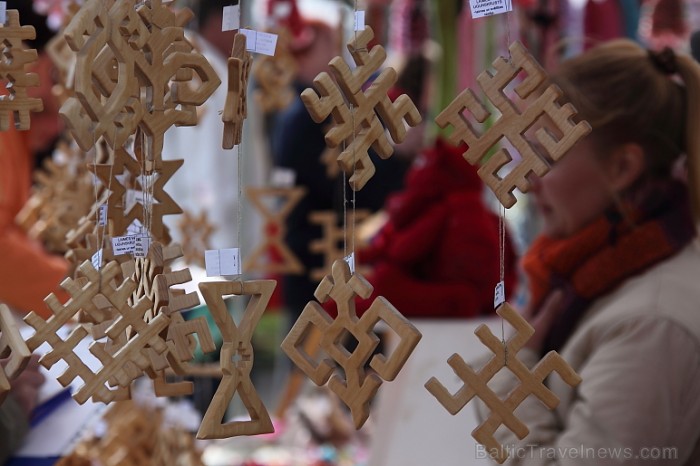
[349,0,359,264]
[237,1,243,272]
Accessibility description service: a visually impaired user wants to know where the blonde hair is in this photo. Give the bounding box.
[551,39,700,220]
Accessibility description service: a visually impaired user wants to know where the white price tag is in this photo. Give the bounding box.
[469,0,512,18]
[134,236,150,258]
[91,249,103,270]
[98,205,108,226]
[271,167,296,187]
[0,3,6,25]
[354,11,366,31]
[111,235,136,255]
[255,31,278,56]
[494,281,505,308]
[222,5,240,31]
[240,29,278,56]
[344,253,355,274]
[205,248,241,276]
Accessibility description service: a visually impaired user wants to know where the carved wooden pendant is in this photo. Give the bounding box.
[244,186,306,275]
[177,209,216,267]
[301,26,422,191]
[425,302,582,464]
[281,259,422,428]
[435,42,591,208]
[308,209,370,281]
[223,33,253,149]
[0,304,32,404]
[252,30,296,114]
[197,279,276,439]
[0,9,44,131]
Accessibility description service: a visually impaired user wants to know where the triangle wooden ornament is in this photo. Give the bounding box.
[197,280,276,439]
[425,302,582,464]
[435,41,591,208]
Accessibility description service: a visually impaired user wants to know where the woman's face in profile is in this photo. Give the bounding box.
[528,136,615,238]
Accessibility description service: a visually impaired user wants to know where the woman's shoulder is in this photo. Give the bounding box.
[579,240,700,343]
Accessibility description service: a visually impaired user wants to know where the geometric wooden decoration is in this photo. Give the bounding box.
[301,26,422,191]
[308,209,370,282]
[435,41,592,208]
[222,33,252,149]
[60,0,220,160]
[425,302,582,464]
[243,186,306,275]
[281,259,422,428]
[197,279,276,439]
[177,210,216,267]
[0,9,44,131]
[0,304,32,404]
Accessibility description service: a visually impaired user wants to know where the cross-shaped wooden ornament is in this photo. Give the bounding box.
[222,32,252,149]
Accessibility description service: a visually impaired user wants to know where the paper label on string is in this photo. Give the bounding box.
[354,11,366,31]
[111,235,136,255]
[344,253,355,274]
[494,281,505,308]
[134,236,150,258]
[241,29,257,52]
[91,249,103,270]
[469,0,512,18]
[222,5,240,31]
[254,31,278,56]
[205,248,241,276]
[98,205,108,226]
[271,167,296,187]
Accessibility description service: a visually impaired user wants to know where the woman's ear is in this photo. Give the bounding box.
[606,143,647,193]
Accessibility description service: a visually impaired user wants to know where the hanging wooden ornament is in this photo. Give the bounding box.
[0,9,44,131]
[222,32,253,149]
[435,41,592,208]
[197,280,276,439]
[23,260,170,404]
[177,210,216,267]
[60,0,220,161]
[425,302,582,464]
[244,186,307,275]
[308,209,371,282]
[0,304,32,404]
[301,26,422,191]
[281,259,422,428]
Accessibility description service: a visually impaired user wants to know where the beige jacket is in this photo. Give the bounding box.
[476,240,700,465]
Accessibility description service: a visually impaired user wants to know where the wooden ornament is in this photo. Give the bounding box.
[300,26,422,191]
[23,259,170,404]
[0,304,32,403]
[425,302,582,464]
[244,186,306,275]
[177,210,216,267]
[252,30,296,114]
[281,259,422,428]
[0,9,44,131]
[60,0,220,160]
[197,279,276,439]
[308,209,370,282]
[222,33,253,149]
[435,42,592,208]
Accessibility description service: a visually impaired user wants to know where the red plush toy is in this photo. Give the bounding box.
[327,138,518,319]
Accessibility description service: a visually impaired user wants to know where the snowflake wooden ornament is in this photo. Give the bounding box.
[0,9,44,131]
[244,186,306,275]
[223,33,252,149]
[425,302,582,464]
[197,280,276,439]
[253,30,296,114]
[435,42,591,208]
[301,26,422,191]
[0,304,32,404]
[281,259,422,428]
